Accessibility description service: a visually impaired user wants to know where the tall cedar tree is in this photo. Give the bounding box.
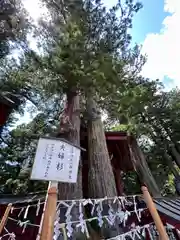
[36,0,144,200]
[34,1,146,237]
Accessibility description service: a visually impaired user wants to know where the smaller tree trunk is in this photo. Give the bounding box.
[159,119,180,154]
[164,151,179,177]
[150,133,179,177]
[113,168,124,196]
[170,146,180,168]
[128,136,160,197]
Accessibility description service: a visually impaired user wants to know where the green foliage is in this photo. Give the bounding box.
[28,0,144,100]
[108,86,180,195]
[163,174,176,196]
[0,0,34,134]
[0,0,31,58]
[122,172,141,195]
[0,109,62,194]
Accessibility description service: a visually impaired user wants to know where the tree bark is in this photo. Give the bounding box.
[151,123,180,169]
[113,168,124,196]
[86,97,119,239]
[164,151,179,177]
[58,91,82,200]
[57,92,84,240]
[128,136,160,197]
[170,146,180,168]
[87,97,117,198]
[57,92,100,240]
[159,118,180,154]
[150,132,180,177]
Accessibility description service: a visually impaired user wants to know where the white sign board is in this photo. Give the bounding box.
[30,138,80,183]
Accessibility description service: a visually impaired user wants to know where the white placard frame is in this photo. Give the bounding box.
[30,137,81,183]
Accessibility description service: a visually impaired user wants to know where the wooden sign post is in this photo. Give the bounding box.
[0,203,12,235]
[31,137,81,240]
[141,186,169,240]
[39,182,58,240]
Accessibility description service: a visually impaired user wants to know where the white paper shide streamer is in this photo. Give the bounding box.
[76,201,90,238]
[106,204,116,226]
[53,210,62,240]
[36,200,41,216]
[64,201,76,237]
[18,220,29,234]
[96,200,104,227]
[107,224,151,240]
[1,194,149,240]
[54,195,148,238]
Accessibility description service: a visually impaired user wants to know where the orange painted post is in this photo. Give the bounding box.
[141,186,169,240]
[0,203,12,235]
[39,182,58,240]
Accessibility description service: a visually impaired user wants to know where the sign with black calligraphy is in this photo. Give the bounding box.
[30,138,80,183]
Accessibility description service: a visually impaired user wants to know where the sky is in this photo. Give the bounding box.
[23,0,180,90]
[104,0,180,90]
[136,0,180,89]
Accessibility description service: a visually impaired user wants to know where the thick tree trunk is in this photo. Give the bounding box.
[87,97,117,198]
[57,92,84,240]
[128,136,160,197]
[86,97,119,239]
[57,92,100,240]
[58,92,82,200]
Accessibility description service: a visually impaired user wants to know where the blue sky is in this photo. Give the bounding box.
[100,0,180,89]
[134,0,180,89]
[130,0,170,44]
[93,0,180,90]
[103,0,169,43]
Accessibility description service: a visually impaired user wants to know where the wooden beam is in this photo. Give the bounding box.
[0,203,12,235]
[106,136,127,141]
[142,186,169,240]
[39,182,58,240]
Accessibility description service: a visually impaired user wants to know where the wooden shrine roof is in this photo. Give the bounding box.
[0,92,21,127]
[0,92,20,107]
[154,198,180,224]
[0,192,45,205]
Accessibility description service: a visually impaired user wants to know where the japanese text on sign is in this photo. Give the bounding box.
[30,138,80,183]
